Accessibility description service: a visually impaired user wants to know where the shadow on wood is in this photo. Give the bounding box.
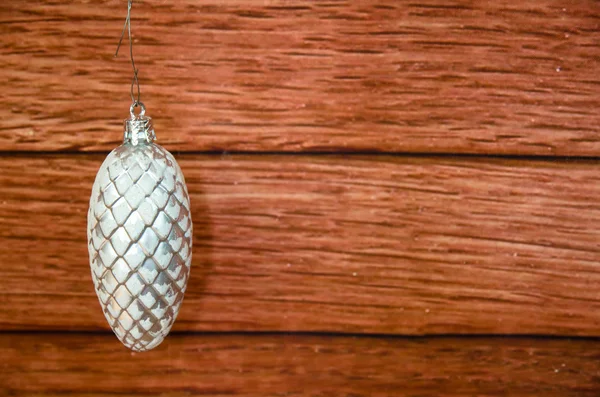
[174,159,214,331]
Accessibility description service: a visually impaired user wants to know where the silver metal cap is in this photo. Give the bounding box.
[123,102,155,145]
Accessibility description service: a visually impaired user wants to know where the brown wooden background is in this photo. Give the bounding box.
[1,0,600,396]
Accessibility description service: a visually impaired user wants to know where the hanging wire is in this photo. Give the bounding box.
[115,0,141,106]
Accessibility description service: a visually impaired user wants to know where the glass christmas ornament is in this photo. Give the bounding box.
[87,103,192,351]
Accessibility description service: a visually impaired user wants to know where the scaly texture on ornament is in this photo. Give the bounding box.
[87,143,192,352]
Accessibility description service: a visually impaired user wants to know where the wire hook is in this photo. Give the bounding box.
[115,0,141,106]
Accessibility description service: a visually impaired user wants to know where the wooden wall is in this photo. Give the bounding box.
[1,0,600,395]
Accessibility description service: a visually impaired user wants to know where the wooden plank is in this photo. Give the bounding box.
[1,333,599,396]
[0,0,599,155]
[2,155,600,335]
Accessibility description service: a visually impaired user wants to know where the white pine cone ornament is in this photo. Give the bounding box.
[87,105,192,352]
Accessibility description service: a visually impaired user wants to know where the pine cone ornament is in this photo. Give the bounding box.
[87,107,192,352]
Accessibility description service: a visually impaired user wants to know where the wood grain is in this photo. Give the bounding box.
[1,333,599,396]
[2,154,600,335]
[1,0,599,155]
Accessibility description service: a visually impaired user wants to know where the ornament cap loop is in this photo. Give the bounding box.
[130,101,146,118]
[124,102,155,146]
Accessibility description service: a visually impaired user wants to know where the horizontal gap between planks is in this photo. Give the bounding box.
[1,150,600,162]
[3,329,600,342]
